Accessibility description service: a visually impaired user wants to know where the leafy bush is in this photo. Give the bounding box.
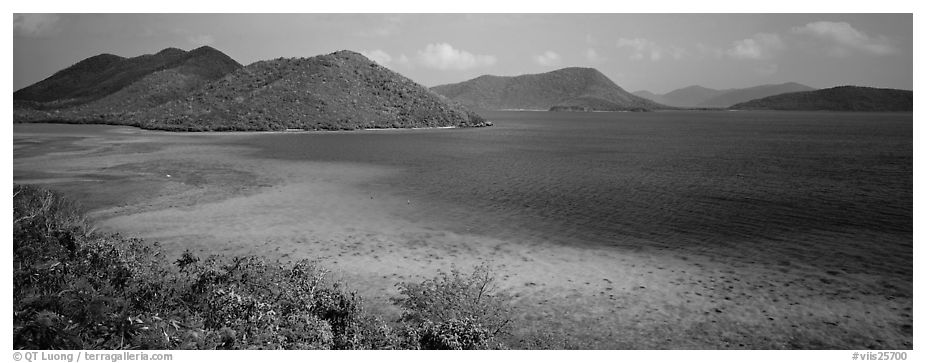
[394,264,513,349]
[12,185,401,350]
[12,185,525,350]
[411,318,493,350]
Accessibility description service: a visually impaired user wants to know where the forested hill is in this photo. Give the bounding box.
[432,67,667,112]
[729,86,912,112]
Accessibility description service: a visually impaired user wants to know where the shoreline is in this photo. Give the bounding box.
[13,120,486,135]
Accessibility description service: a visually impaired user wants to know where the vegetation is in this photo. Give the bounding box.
[13,185,515,350]
[126,51,486,131]
[394,265,512,349]
[696,82,814,108]
[549,96,651,112]
[635,83,815,108]
[729,86,913,111]
[430,67,667,111]
[14,48,489,131]
[13,47,241,108]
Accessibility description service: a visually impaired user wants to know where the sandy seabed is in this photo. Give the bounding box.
[13,124,912,349]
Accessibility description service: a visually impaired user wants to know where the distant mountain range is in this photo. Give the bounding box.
[14,48,487,131]
[431,68,667,112]
[633,82,815,108]
[649,85,726,108]
[730,86,913,112]
[629,90,667,105]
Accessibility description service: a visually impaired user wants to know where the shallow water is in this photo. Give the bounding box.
[13,112,914,348]
[14,111,912,281]
[235,110,912,279]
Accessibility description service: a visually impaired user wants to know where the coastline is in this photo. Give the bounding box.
[13,120,484,135]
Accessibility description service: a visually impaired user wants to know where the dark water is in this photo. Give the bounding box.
[243,111,911,277]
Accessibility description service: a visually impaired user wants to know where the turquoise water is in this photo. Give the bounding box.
[239,110,912,280]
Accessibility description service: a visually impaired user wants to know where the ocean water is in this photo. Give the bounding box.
[239,110,912,279]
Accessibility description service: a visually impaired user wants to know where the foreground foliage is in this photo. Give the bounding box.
[394,265,512,349]
[12,185,513,350]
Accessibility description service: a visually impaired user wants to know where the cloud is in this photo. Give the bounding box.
[616,38,686,61]
[14,13,61,37]
[532,51,561,67]
[792,21,897,56]
[585,48,606,64]
[188,34,215,46]
[726,33,784,60]
[360,49,393,65]
[415,43,496,70]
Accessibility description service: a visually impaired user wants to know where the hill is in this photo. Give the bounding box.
[659,85,726,108]
[631,90,667,105]
[72,46,244,116]
[698,82,815,107]
[128,50,486,131]
[15,49,488,131]
[635,83,816,108]
[14,46,241,109]
[13,53,126,106]
[431,68,666,111]
[729,86,913,111]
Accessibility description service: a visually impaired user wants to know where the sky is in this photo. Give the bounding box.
[13,13,913,94]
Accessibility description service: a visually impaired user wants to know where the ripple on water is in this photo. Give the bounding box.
[238,110,913,277]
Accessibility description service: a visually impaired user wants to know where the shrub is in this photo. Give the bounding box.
[414,318,492,350]
[394,264,513,349]
[12,185,402,350]
[12,185,519,350]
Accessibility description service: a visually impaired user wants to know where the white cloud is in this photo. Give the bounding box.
[532,51,561,67]
[14,14,60,37]
[188,34,215,46]
[792,21,897,56]
[415,43,496,70]
[726,33,784,60]
[360,49,392,65]
[585,48,606,64]
[616,38,687,61]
